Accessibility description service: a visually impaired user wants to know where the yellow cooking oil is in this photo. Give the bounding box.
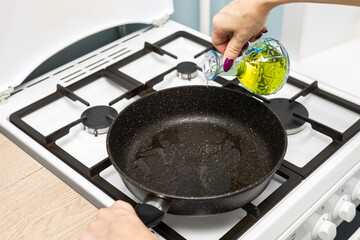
[236,43,288,95]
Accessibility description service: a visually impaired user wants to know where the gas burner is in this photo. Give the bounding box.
[176,61,198,80]
[265,98,309,135]
[81,105,118,136]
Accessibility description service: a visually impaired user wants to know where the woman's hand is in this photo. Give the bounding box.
[212,0,273,71]
[80,200,157,240]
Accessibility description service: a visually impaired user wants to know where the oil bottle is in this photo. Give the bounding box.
[202,38,289,95]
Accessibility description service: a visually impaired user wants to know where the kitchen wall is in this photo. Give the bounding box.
[24,0,284,83]
[281,3,360,60]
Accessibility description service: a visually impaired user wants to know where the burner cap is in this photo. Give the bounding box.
[81,105,118,136]
[176,62,198,80]
[264,98,309,135]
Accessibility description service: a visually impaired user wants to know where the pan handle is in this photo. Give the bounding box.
[135,195,170,228]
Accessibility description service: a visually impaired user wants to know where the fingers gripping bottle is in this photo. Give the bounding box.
[202,38,290,95]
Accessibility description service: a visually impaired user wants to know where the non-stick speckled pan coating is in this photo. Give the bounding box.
[107,86,287,215]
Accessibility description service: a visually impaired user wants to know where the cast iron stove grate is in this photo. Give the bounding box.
[107,30,360,179]
[223,78,360,179]
[9,31,360,239]
[8,70,301,240]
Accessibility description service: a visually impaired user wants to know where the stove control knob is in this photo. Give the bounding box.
[310,214,336,240]
[317,220,337,240]
[333,196,356,222]
[312,217,337,240]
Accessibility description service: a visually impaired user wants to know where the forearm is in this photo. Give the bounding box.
[256,0,360,11]
[281,0,360,5]
[261,0,360,11]
[213,0,359,60]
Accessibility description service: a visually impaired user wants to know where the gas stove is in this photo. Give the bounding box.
[2,20,360,240]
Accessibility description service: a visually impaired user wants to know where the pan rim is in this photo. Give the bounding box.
[106,85,287,201]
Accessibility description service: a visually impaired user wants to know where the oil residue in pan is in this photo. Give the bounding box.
[124,121,272,198]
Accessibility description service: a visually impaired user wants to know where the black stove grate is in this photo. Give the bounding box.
[222,77,360,179]
[284,77,360,178]
[9,30,360,239]
[9,70,301,240]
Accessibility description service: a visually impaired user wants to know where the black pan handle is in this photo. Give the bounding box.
[135,195,170,228]
[135,204,164,228]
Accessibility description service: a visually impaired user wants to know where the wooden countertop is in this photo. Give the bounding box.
[0,133,98,239]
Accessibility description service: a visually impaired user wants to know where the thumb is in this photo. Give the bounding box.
[223,36,247,72]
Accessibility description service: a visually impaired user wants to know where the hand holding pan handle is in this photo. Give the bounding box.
[135,195,170,228]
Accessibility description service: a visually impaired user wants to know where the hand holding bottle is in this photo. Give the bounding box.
[212,0,360,72]
[212,0,273,71]
[202,38,289,95]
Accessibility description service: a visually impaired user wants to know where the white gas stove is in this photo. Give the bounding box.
[2,3,360,240]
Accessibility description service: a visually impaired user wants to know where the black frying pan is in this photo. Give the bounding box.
[107,86,286,227]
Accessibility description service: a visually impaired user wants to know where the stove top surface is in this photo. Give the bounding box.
[1,20,360,240]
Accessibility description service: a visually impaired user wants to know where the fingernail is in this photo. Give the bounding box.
[242,42,249,50]
[255,33,263,40]
[223,58,234,72]
[263,29,268,33]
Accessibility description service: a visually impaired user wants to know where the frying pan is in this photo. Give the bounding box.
[107,86,287,227]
